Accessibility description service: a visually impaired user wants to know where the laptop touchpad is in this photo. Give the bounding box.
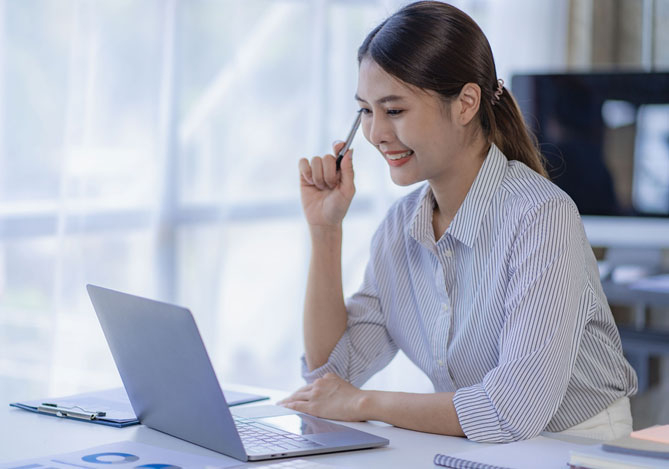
[256,414,346,435]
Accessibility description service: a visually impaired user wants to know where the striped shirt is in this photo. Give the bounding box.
[302,144,638,443]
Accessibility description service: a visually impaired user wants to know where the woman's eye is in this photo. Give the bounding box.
[359,108,372,115]
[387,109,403,116]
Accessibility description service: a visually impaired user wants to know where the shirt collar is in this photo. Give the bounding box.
[409,144,507,249]
[408,184,436,249]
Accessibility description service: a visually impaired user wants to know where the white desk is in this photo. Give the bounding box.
[1,384,480,468]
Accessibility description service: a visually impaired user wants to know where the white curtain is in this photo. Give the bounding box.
[0,0,568,398]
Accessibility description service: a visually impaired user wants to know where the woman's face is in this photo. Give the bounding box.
[356,58,468,187]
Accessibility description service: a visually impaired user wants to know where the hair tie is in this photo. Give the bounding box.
[491,78,504,106]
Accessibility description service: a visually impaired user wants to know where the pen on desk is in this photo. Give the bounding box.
[335,110,362,172]
[38,403,106,420]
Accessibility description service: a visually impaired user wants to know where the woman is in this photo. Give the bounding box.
[279,1,637,443]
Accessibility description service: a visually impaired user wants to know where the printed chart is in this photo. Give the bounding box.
[1,441,241,469]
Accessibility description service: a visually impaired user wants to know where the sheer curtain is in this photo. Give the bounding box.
[0,0,568,399]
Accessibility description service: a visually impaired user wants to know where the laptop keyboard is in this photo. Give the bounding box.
[234,416,324,455]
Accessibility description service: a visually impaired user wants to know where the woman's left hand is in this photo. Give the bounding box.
[277,373,367,422]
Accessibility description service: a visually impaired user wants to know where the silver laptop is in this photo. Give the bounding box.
[86,284,389,461]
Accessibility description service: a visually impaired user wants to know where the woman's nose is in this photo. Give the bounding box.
[367,114,392,146]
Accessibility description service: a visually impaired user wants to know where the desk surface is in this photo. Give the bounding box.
[1,384,480,468]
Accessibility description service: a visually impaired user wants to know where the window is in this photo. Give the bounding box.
[0,0,567,397]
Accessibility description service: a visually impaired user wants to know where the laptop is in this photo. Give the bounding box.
[86,284,389,461]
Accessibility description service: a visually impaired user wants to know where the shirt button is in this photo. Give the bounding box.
[441,303,449,312]
[443,250,453,258]
[437,360,444,366]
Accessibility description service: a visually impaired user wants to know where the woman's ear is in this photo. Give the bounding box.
[454,83,481,126]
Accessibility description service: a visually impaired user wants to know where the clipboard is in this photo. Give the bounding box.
[10,386,269,428]
[10,387,138,427]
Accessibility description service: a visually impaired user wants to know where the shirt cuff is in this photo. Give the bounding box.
[301,332,350,383]
[453,384,509,443]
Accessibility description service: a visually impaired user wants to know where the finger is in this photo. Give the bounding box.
[298,158,314,185]
[332,140,346,155]
[282,383,314,401]
[339,149,355,196]
[310,157,326,190]
[283,401,313,415]
[277,384,313,405]
[279,390,313,404]
[277,389,311,406]
[322,154,338,189]
[295,383,313,393]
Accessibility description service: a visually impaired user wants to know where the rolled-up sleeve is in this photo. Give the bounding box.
[453,199,589,442]
[302,229,399,388]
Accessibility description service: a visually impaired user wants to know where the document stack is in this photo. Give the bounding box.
[568,425,669,469]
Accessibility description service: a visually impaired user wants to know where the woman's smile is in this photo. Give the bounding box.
[384,149,415,166]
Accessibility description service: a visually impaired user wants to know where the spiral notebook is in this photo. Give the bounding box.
[434,436,596,469]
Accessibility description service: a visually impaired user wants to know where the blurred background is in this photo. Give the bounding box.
[0,0,667,430]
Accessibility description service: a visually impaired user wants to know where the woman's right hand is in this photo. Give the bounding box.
[298,141,355,230]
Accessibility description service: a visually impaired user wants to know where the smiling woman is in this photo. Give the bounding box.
[283,1,638,443]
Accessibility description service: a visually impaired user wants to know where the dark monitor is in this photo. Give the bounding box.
[511,72,669,249]
[511,72,669,217]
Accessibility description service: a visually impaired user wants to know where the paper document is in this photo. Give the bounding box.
[570,444,669,468]
[0,440,241,469]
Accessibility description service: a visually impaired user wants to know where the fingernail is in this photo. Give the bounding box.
[333,140,343,146]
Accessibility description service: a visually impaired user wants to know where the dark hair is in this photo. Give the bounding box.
[358,1,547,177]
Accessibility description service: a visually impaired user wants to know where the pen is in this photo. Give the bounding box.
[38,403,106,420]
[335,111,362,171]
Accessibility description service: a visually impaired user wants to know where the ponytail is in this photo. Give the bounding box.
[485,85,548,178]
